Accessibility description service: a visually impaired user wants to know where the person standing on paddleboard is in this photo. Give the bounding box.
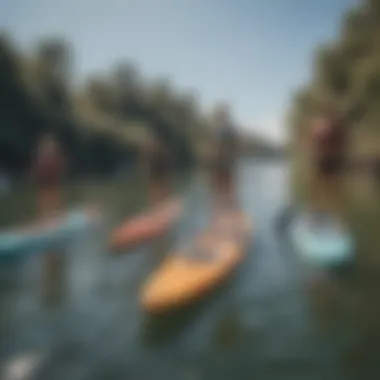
[143,134,172,206]
[307,108,350,226]
[31,132,67,303]
[32,132,67,216]
[210,102,240,211]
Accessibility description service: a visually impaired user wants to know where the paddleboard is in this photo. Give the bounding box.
[140,210,252,314]
[288,211,354,269]
[0,207,99,262]
[110,198,182,251]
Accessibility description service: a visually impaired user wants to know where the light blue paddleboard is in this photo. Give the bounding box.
[288,211,355,269]
[0,209,97,262]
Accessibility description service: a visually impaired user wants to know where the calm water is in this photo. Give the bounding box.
[0,160,360,380]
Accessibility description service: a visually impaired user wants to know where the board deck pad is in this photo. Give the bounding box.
[181,244,219,263]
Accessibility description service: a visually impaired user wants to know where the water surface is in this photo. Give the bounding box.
[0,160,355,380]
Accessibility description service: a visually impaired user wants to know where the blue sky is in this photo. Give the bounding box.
[0,0,357,142]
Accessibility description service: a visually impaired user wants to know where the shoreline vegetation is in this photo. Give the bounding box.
[0,32,200,177]
[287,3,380,371]
[288,0,380,271]
[289,0,380,193]
[0,33,280,181]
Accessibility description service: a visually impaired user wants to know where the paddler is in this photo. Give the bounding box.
[32,132,66,216]
[306,107,350,227]
[31,132,67,304]
[142,133,172,207]
[210,102,240,212]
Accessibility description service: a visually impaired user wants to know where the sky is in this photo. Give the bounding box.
[0,0,357,143]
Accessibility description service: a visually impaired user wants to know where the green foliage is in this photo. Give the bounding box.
[0,34,206,176]
[289,0,380,136]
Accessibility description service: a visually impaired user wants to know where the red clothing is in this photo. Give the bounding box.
[311,117,347,158]
[310,116,348,176]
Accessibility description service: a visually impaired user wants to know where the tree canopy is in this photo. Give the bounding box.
[289,0,380,149]
[0,34,210,176]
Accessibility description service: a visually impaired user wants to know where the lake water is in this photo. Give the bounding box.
[0,160,369,380]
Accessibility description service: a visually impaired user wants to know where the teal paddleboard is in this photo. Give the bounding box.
[0,209,97,261]
[288,212,354,269]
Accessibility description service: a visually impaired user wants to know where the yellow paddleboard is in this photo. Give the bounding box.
[140,210,252,314]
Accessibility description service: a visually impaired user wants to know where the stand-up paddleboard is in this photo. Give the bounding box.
[110,198,182,251]
[0,207,100,262]
[140,210,252,314]
[288,211,354,269]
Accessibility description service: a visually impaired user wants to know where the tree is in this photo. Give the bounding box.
[289,0,380,137]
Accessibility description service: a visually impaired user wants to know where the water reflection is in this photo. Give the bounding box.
[211,308,242,352]
[42,251,67,307]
